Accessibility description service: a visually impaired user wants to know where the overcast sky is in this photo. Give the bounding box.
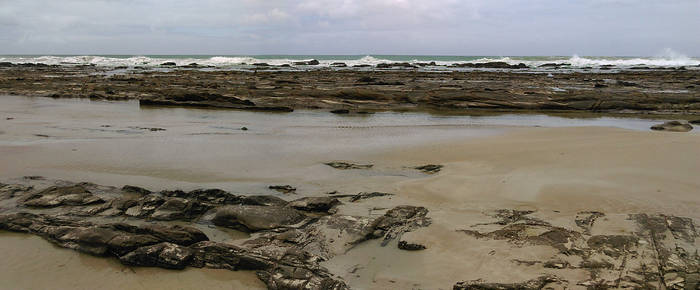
[1,0,699,56]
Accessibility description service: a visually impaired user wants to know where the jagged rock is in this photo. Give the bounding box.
[689,119,700,125]
[414,164,443,174]
[650,121,693,132]
[150,197,212,221]
[324,161,373,170]
[160,62,176,66]
[120,242,195,269]
[574,211,604,234]
[0,213,208,256]
[287,197,340,213]
[269,185,296,194]
[212,205,305,232]
[454,275,565,289]
[398,240,426,251]
[20,184,104,207]
[349,191,393,202]
[370,206,431,246]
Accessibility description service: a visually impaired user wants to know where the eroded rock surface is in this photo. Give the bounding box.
[457,210,700,289]
[0,180,432,289]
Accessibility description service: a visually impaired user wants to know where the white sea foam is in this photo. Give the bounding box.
[1,51,698,69]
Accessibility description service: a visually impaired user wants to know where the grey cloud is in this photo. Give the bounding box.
[0,0,698,55]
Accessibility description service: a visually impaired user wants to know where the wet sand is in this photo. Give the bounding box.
[0,232,265,290]
[327,126,700,289]
[1,95,698,289]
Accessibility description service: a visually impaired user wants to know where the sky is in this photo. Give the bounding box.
[0,0,699,56]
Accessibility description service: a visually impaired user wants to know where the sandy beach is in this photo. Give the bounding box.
[1,94,698,289]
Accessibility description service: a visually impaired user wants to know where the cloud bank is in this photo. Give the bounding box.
[1,0,698,55]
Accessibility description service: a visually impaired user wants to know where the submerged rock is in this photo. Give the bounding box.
[324,161,373,170]
[650,121,693,132]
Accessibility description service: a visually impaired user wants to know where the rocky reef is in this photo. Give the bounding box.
[0,180,430,290]
[1,66,699,115]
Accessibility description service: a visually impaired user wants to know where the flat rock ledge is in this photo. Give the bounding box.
[0,181,430,290]
[456,209,700,289]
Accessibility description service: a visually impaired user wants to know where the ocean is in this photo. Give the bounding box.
[2,54,699,69]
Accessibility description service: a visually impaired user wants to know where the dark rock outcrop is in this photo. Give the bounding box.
[324,161,373,170]
[414,164,443,174]
[212,205,306,232]
[287,197,340,213]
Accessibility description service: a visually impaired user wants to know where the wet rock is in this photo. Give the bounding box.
[330,109,350,114]
[452,62,528,69]
[333,89,391,101]
[454,275,565,290]
[269,185,296,194]
[331,62,347,67]
[617,80,639,87]
[241,126,248,131]
[0,183,33,200]
[370,206,431,246]
[349,191,393,202]
[287,197,340,213]
[689,119,700,125]
[0,213,208,256]
[650,121,693,132]
[120,242,195,269]
[356,76,376,83]
[397,240,426,251]
[324,161,373,170]
[212,205,305,232]
[160,62,177,66]
[150,197,212,221]
[414,164,443,174]
[162,188,240,204]
[121,185,152,195]
[586,235,638,257]
[574,211,604,234]
[138,92,292,112]
[20,184,104,208]
[247,214,376,259]
[292,60,320,66]
[543,259,569,269]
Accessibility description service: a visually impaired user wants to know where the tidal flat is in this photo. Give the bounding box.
[0,66,699,289]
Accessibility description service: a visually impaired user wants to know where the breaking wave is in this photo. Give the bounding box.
[1,50,698,69]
